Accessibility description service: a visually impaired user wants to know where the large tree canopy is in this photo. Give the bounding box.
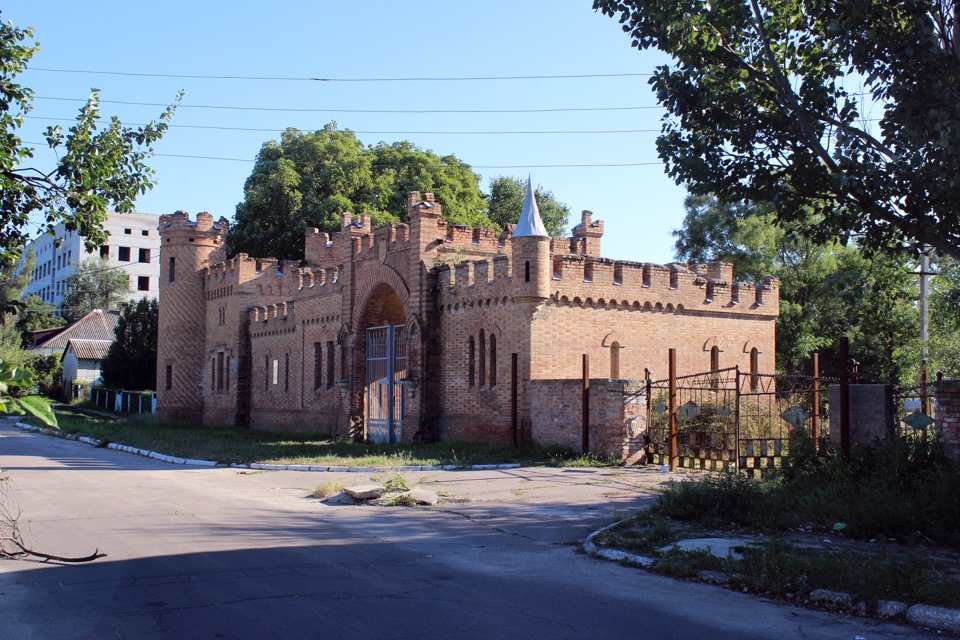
[674,194,952,383]
[0,16,178,267]
[486,176,571,237]
[230,124,493,261]
[594,0,960,259]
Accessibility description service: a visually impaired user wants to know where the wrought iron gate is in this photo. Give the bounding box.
[366,325,407,443]
[647,367,834,475]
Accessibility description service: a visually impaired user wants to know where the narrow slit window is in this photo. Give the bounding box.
[165,365,172,391]
[314,343,322,390]
[169,257,176,284]
[750,348,759,391]
[327,341,335,388]
[468,337,476,387]
[478,330,486,387]
[610,341,621,379]
[489,334,497,387]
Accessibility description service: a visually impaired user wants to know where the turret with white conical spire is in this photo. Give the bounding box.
[511,177,551,311]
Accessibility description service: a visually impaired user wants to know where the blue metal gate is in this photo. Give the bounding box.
[366,325,406,443]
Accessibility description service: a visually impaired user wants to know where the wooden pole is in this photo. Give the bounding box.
[839,337,850,460]
[582,354,590,454]
[668,348,678,472]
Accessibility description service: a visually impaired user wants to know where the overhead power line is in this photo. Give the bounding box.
[25,116,660,135]
[23,141,664,169]
[36,96,661,114]
[29,68,654,82]
[153,153,664,168]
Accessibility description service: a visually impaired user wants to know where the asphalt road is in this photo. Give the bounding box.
[0,419,935,639]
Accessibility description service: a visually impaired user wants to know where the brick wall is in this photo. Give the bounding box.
[158,192,778,445]
[936,380,960,458]
[530,378,646,460]
[827,384,894,447]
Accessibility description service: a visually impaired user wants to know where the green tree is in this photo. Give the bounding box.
[14,295,65,346]
[675,194,923,381]
[100,297,157,391]
[486,176,571,237]
[59,257,131,322]
[230,124,492,261]
[1,16,178,268]
[594,0,960,260]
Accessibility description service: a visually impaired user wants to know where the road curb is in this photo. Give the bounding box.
[582,521,960,635]
[11,421,531,473]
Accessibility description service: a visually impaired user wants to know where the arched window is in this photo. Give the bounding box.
[610,341,621,379]
[489,334,497,387]
[468,337,476,387]
[710,345,720,371]
[479,330,486,387]
[750,347,760,391]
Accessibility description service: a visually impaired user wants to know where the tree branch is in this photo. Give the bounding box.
[1,536,106,563]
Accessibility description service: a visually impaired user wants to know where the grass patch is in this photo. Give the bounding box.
[727,541,960,609]
[654,435,960,547]
[311,479,346,500]
[31,407,618,469]
[595,434,960,612]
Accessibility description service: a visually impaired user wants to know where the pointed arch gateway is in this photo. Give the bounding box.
[357,281,408,444]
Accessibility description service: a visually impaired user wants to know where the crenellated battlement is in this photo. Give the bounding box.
[159,210,230,240]
[435,252,778,315]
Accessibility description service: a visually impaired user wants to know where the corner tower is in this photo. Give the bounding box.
[511,177,551,311]
[155,211,229,423]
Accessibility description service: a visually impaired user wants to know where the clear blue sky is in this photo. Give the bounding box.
[9,0,689,264]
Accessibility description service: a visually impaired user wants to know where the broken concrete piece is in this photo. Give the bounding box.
[344,484,385,500]
[406,489,439,505]
[323,492,359,505]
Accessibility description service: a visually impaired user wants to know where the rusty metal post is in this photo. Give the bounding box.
[668,348,678,472]
[582,354,590,454]
[811,351,820,446]
[734,366,741,473]
[511,353,518,447]
[839,337,851,460]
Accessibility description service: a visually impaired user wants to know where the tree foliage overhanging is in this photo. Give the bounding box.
[230,124,495,261]
[0,15,179,268]
[594,0,960,259]
[675,194,960,383]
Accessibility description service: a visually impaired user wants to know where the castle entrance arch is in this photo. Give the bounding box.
[358,282,407,443]
[366,324,407,443]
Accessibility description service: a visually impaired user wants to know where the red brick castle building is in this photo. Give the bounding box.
[155,184,778,460]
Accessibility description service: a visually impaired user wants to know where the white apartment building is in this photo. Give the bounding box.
[20,211,162,308]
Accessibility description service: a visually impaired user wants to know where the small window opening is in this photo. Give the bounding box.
[610,341,621,379]
[489,334,497,387]
[468,337,476,387]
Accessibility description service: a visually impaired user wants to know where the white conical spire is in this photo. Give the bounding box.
[512,175,548,237]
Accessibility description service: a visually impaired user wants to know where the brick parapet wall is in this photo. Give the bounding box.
[936,380,960,458]
[529,378,646,460]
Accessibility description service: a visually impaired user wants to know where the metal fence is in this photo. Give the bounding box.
[647,361,835,476]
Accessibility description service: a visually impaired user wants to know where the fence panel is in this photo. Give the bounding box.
[648,367,739,472]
